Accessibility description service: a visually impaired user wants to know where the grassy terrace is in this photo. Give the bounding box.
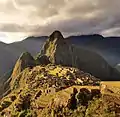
[101,81,120,87]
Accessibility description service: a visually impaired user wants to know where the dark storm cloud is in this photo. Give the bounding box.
[0,23,40,32]
[14,0,66,17]
[0,24,25,32]
[1,0,120,41]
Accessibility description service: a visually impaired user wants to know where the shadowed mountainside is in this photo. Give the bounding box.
[0,31,120,116]
[0,51,120,117]
[1,32,120,80]
[67,35,120,66]
[37,31,120,80]
[0,36,47,77]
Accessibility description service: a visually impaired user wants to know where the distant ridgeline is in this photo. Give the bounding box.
[0,31,120,81]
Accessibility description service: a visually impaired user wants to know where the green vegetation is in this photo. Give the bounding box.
[1,31,120,117]
[0,63,120,117]
[0,53,120,117]
[18,110,32,117]
[12,78,20,90]
[86,98,115,117]
[102,81,120,88]
[40,98,116,117]
[1,100,12,110]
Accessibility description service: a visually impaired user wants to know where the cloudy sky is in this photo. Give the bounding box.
[0,0,120,43]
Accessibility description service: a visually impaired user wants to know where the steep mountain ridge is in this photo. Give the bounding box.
[1,33,120,79]
[0,31,120,116]
[11,52,36,80]
[0,52,37,98]
[38,31,120,80]
[0,36,47,77]
[0,49,119,117]
[0,56,102,116]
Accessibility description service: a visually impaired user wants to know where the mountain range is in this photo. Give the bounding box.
[0,31,120,116]
[0,31,120,81]
[0,36,47,77]
[67,35,120,66]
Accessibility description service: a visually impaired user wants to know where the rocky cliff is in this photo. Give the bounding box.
[37,30,120,80]
[11,52,35,79]
[0,31,120,116]
[0,36,47,78]
[0,52,36,98]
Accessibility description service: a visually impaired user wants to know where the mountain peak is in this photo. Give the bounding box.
[49,30,64,41]
[11,52,35,79]
[90,34,104,39]
[19,52,34,60]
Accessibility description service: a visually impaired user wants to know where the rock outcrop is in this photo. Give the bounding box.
[1,31,120,117]
[0,52,36,97]
[38,31,120,80]
[36,54,51,65]
[11,52,35,79]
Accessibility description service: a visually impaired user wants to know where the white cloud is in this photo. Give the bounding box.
[0,32,28,43]
[101,28,120,37]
